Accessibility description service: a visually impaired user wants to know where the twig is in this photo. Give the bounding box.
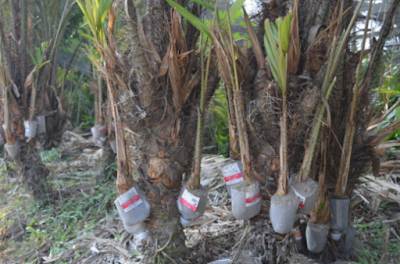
[232,226,252,263]
[161,251,177,264]
[157,234,173,252]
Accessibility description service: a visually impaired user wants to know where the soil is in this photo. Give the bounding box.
[292,179,319,197]
[231,181,258,192]
[271,188,299,205]
[187,184,209,195]
[307,219,329,230]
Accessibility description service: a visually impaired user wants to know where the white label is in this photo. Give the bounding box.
[246,190,261,207]
[24,121,30,132]
[221,163,243,185]
[291,186,306,209]
[118,187,143,213]
[180,189,200,211]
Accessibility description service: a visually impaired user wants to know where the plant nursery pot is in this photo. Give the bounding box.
[221,161,244,195]
[338,226,356,254]
[329,196,350,231]
[177,184,208,226]
[112,122,116,131]
[0,133,5,145]
[231,181,262,220]
[35,116,46,134]
[115,186,151,237]
[5,141,20,158]
[290,176,320,215]
[110,139,117,153]
[24,120,38,138]
[270,189,300,234]
[91,125,107,140]
[306,220,329,253]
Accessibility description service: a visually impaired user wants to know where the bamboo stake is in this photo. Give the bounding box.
[335,0,373,197]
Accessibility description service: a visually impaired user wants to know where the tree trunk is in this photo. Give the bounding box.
[104,0,400,261]
[0,0,75,198]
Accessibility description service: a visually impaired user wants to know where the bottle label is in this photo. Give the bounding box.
[118,187,143,213]
[246,191,261,207]
[180,189,200,211]
[295,227,302,241]
[291,186,306,208]
[222,163,243,185]
[24,121,30,132]
[99,126,107,133]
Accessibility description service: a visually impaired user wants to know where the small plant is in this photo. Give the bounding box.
[264,13,292,195]
[40,148,63,164]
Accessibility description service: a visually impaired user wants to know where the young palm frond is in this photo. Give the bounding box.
[264,14,292,195]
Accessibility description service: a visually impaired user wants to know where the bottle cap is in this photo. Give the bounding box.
[331,231,342,241]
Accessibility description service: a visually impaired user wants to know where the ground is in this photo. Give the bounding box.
[1,131,400,264]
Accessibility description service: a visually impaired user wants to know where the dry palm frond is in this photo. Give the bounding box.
[158,9,194,113]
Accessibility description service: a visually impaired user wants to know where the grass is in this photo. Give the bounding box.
[0,147,119,262]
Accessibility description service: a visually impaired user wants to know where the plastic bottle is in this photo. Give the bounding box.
[329,196,350,231]
[270,188,299,234]
[231,181,262,220]
[305,220,329,253]
[177,184,208,226]
[290,176,319,215]
[5,141,20,158]
[35,116,46,134]
[115,186,151,240]
[292,223,303,252]
[221,161,244,195]
[24,120,38,139]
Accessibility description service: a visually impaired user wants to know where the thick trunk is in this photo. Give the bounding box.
[96,140,116,183]
[10,141,49,198]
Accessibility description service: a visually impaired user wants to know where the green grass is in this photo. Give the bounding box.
[354,208,400,264]
[0,148,119,262]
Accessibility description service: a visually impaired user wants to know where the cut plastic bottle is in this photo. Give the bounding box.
[329,195,350,231]
[115,186,151,241]
[231,181,262,220]
[5,141,20,158]
[177,184,208,226]
[292,223,303,252]
[221,161,244,195]
[290,175,319,215]
[91,125,107,140]
[338,226,356,254]
[24,120,38,139]
[35,116,46,134]
[306,220,329,253]
[270,188,299,234]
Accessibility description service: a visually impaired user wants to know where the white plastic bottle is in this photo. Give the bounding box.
[221,161,244,195]
[177,184,208,226]
[115,186,151,241]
